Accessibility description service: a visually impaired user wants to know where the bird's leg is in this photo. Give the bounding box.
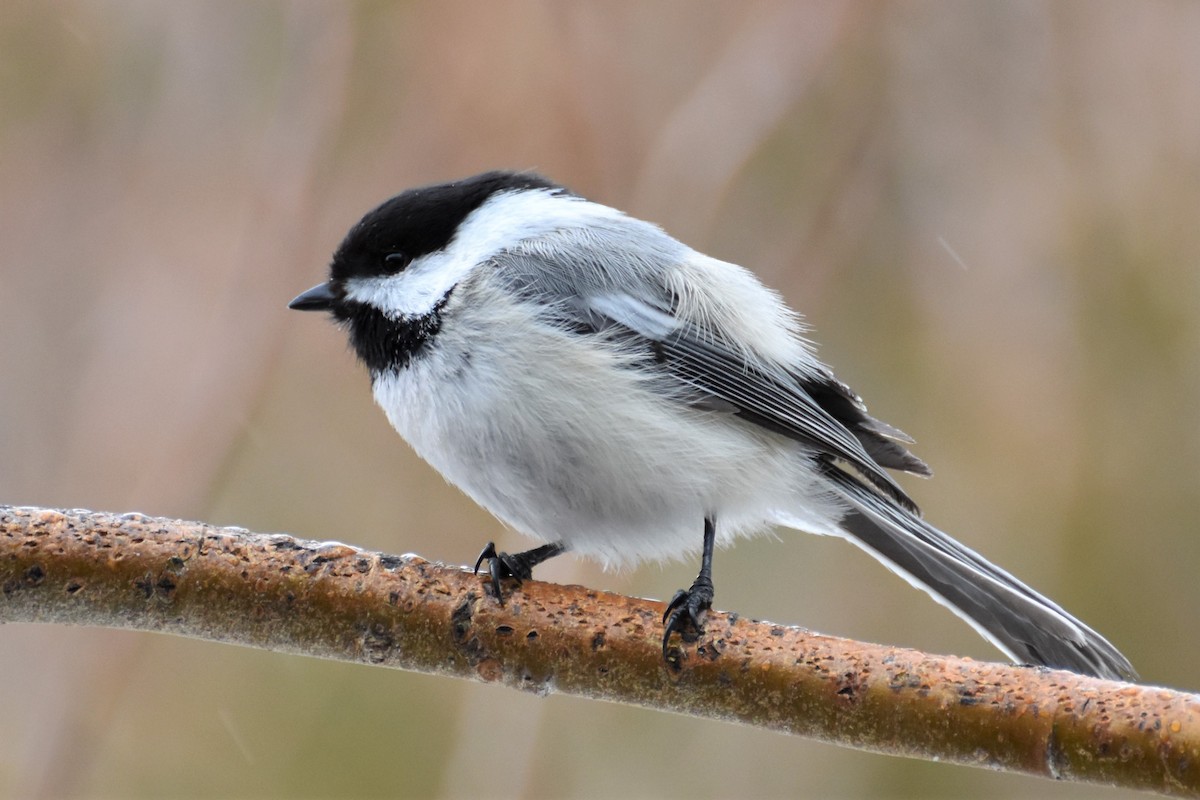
[662,516,716,658]
[473,541,565,604]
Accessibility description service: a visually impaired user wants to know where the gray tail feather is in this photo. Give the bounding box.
[823,465,1135,681]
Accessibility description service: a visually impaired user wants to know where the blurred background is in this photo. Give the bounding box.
[2,2,1198,797]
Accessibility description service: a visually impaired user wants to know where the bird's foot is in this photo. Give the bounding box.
[662,574,714,657]
[472,541,563,604]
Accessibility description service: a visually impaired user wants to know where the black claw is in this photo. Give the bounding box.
[663,589,688,624]
[472,541,497,575]
[662,576,714,658]
[487,557,507,602]
[473,541,525,605]
[472,541,503,603]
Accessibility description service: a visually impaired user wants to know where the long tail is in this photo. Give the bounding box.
[821,465,1135,680]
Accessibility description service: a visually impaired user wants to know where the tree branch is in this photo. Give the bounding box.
[2,506,1196,796]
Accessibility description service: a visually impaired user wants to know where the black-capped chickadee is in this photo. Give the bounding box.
[290,170,1134,680]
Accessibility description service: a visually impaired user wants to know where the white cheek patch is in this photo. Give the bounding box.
[344,189,632,319]
[343,254,474,318]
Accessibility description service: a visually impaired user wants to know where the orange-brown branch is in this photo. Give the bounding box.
[2,506,1197,796]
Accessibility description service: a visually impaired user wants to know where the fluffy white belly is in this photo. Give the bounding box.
[372,319,843,569]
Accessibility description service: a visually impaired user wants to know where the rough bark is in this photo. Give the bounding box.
[2,506,1197,796]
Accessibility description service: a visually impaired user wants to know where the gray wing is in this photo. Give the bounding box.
[580,291,929,511]
[492,246,929,511]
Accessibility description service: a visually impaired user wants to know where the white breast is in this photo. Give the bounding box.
[371,274,843,569]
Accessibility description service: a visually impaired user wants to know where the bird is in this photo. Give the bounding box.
[289,169,1135,680]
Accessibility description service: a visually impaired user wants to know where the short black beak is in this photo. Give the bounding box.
[289,282,336,311]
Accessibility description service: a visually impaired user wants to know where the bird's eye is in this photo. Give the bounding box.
[383,252,410,273]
